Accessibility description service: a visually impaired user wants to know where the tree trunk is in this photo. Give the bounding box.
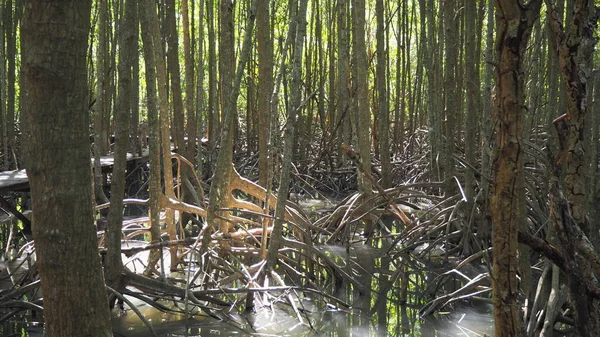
[21,1,113,335]
[375,0,390,189]
[257,0,273,188]
[490,1,541,337]
[181,0,196,163]
[207,0,219,174]
[464,0,479,206]
[5,0,17,169]
[337,0,351,165]
[139,0,164,277]
[442,0,457,188]
[94,0,110,204]
[145,0,178,270]
[207,0,256,249]
[546,0,600,333]
[267,0,307,269]
[351,0,372,194]
[0,2,5,170]
[105,0,136,292]
[166,0,185,151]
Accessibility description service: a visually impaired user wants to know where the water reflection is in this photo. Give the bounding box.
[1,222,494,336]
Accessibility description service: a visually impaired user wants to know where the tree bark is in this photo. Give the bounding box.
[105,0,136,292]
[351,0,372,194]
[336,0,351,165]
[166,0,185,151]
[546,0,599,333]
[93,0,110,205]
[21,1,113,335]
[139,0,164,276]
[257,0,273,188]
[267,0,308,269]
[375,0,391,189]
[490,1,542,337]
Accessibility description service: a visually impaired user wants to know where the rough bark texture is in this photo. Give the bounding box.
[546,0,600,334]
[490,1,541,336]
[546,0,593,235]
[21,1,113,335]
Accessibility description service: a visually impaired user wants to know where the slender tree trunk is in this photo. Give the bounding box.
[207,0,257,248]
[425,0,442,179]
[337,0,351,165]
[5,0,16,169]
[94,0,110,204]
[442,0,457,188]
[21,1,113,334]
[139,0,164,276]
[105,0,136,292]
[196,0,206,175]
[129,1,140,155]
[166,0,185,151]
[267,0,307,270]
[375,0,391,189]
[257,0,273,188]
[351,0,372,194]
[181,0,196,157]
[150,0,179,269]
[0,2,5,170]
[464,0,479,206]
[207,0,219,173]
[490,1,542,336]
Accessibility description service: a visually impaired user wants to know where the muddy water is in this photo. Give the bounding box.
[2,245,494,337]
[106,243,494,337]
[1,200,495,336]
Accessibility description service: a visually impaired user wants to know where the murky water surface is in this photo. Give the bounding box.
[1,200,495,336]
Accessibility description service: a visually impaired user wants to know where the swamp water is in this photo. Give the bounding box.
[1,244,494,337]
[0,199,495,336]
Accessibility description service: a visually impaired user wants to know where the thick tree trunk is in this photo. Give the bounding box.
[546,0,600,334]
[21,1,113,335]
[490,1,541,337]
